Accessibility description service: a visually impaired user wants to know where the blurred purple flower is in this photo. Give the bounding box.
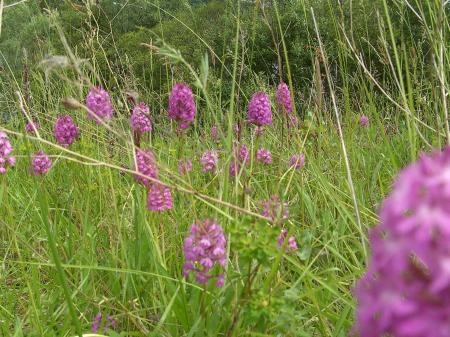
[31,151,52,176]
[91,313,117,333]
[289,154,305,170]
[276,82,293,113]
[147,183,173,212]
[248,92,272,126]
[134,149,158,187]
[277,229,298,252]
[200,150,218,173]
[178,159,192,176]
[256,148,272,165]
[354,147,450,337]
[183,219,227,287]
[25,121,39,134]
[168,83,196,129]
[53,115,79,148]
[130,102,152,134]
[359,115,369,128]
[0,132,15,174]
[211,125,219,142]
[86,86,113,124]
[261,195,289,223]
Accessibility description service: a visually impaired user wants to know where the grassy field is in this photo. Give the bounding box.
[0,1,449,336]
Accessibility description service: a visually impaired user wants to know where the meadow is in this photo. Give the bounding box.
[0,1,449,336]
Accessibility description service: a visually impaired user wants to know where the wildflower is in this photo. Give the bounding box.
[289,154,305,170]
[130,102,152,134]
[200,150,218,173]
[256,148,272,165]
[178,159,193,176]
[86,86,113,124]
[91,313,117,333]
[248,92,272,126]
[134,149,158,187]
[183,219,227,287]
[168,83,196,129]
[289,115,299,128]
[276,82,293,113]
[229,162,241,177]
[211,125,219,142]
[354,147,450,337]
[25,121,39,134]
[359,115,369,128]
[0,132,16,174]
[237,144,249,165]
[277,229,298,252]
[54,115,79,148]
[31,151,52,176]
[261,195,289,223]
[147,183,173,212]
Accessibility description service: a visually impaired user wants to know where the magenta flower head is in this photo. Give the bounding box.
[26,121,39,134]
[168,83,196,129]
[31,151,52,176]
[130,102,152,134]
[261,195,289,224]
[236,143,249,165]
[54,115,79,148]
[277,229,298,252]
[147,183,173,212]
[248,92,272,127]
[134,149,159,187]
[0,132,16,174]
[289,154,305,170]
[200,150,218,173]
[276,82,293,113]
[183,219,227,287]
[91,313,116,333]
[86,86,113,124]
[178,159,193,176]
[256,148,272,165]
[211,125,219,142]
[354,147,450,337]
[229,162,241,177]
[359,115,369,128]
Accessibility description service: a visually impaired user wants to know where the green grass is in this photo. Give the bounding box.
[0,0,448,336]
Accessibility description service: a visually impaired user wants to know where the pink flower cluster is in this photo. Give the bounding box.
[147,183,173,212]
[289,154,305,170]
[183,219,227,287]
[277,229,298,252]
[177,159,193,176]
[0,132,15,174]
[134,149,159,187]
[92,313,116,334]
[54,115,79,148]
[276,82,293,113]
[31,151,52,176]
[200,150,218,173]
[130,102,152,134]
[26,121,39,134]
[256,148,272,165]
[248,92,272,126]
[261,195,289,224]
[359,115,369,128]
[168,83,196,129]
[354,147,450,337]
[86,86,113,124]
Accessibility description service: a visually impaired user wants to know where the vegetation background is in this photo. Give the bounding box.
[0,0,449,336]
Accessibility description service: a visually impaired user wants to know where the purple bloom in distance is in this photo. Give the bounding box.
[178,159,193,176]
[248,92,272,126]
[183,219,227,287]
[134,149,158,187]
[276,82,293,113]
[289,154,305,170]
[359,115,369,128]
[54,115,79,148]
[0,132,16,174]
[168,83,196,129]
[256,148,272,165]
[147,183,173,212]
[31,151,52,175]
[130,102,152,134]
[26,121,39,134]
[200,150,218,173]
[86,86,113,124]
